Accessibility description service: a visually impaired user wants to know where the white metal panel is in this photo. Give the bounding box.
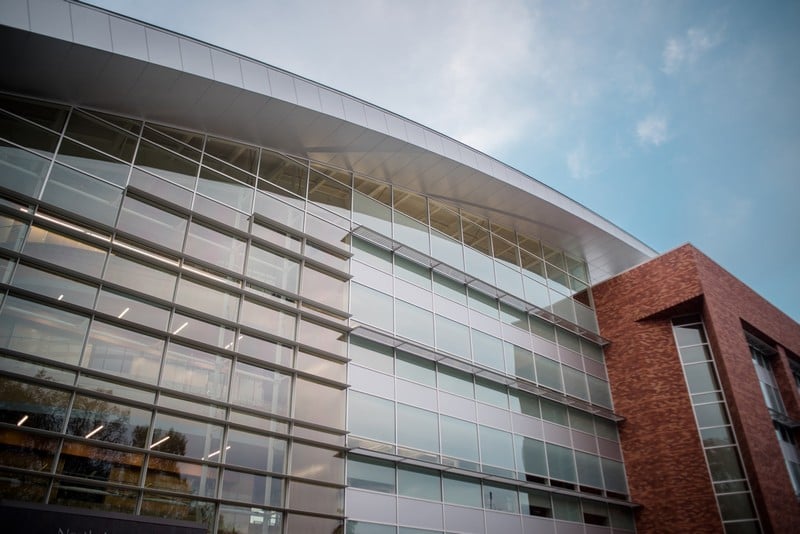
[240,58,270,95]
[210,48,242,87]
[108,15,148,60]
[179,37,212,78]
[364,106,388,134]
[29,0,71,40]
[266,67,297,103]
[444,505,486,534]
[485,511,523,534]
[397,497,444,531]
[318,87,346,120]
[345,488,398,524]
[69,3,111,50]
[0,0,30,30]
[294,77,322,112]
[145,27,181,70]
[343,98,368,127]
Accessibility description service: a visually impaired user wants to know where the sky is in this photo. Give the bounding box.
[87,0,800,322]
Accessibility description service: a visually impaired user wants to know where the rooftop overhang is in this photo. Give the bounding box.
[0,0,656,282]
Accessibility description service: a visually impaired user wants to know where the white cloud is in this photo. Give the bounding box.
[566,143,594,180]
[662,27,723,74]
[636,114,669,146]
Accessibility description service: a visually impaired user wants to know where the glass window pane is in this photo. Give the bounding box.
[694,402,729,428]
[297,319,347,358]
[240,299,296,339]
[349,391,394,443]
[230,361,291,417]
[546,443,576,482]
[515,435,548,478]
[440,416,479,463]
[349,336,394,374]
[150,412,223,460]
[685,362,720,394]
[56,137,131,187]
[290,443,342,483]
[11,263,97,307]
[247,244,299,292]
[82,321,164,383]
[175,277,239,321]
[252,221,301,253]
[520,488,552,517]
[218,505,282,534]
[0,141,50,197]
[706,446,745,482]
[220,468,282,506]
[116,196,187,250]
[236,333,293,367]
[185,221,246,273]
[0,376,70,432]
[42,163,123,226]
[0,106,60,154]
[353,191,391,236]
[287,481,342,515]
[575,451,603,488]
[67,395,151,447]
[65,109,138,162]
[301,266,348,311]
[438,366,474,398]
[24,225,106,277]
[398,465,441,501]
[396,300,434,346]
[397,351,435,387]
[295,378,345,429]
[475,379,507,408]
[308,169,351,218]
[540,398,568,425]
[397,404,439,453]
[348,456,395,493]
[198,166,254,212]
[483,482,518,513]
[443,474,482,508]
[0,214,28,252]
[254,190,304,230]
[479,426,515,471]
[135,139,198,189]
[505,343,535,382]
[351,283,393,332]
[587,375,613,408]
[104,252,177,301]
[161,343,231,400]
[674,323,706,347]
[296,350,346,382]
[0,295,89,365]
[95,289,170,330]
[601,458,628,494]
[552,494,581,521]
[509,390,540,417]
[145,457,218,497]
[56,441,143,489]
[435,314,471,359]
[170,312,235,348]
[472,330,504,371]
[563,365,589,400]
[225,428,286,473]
[535,354,563,391]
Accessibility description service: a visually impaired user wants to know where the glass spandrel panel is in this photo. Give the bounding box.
[225,428,286,473]
[0,295,90,364]
[535,354,563,392]
[472,330,504,371]
[240,299,296,340]
[0,141,51,197]
[247,243,299,292]
[290,443,342,484]
[0,214,27,251]
[295,377,345,428]
[674,323,707,347]
[144,457,218,497]
[684,362,720,394]
[24,225,107,277]
[351,283,393,332]
[67,394,150,447]
[198,166,254,212]
[185,221,246,274]
[396,299,434,346]
[348,456,395,493]
[0,376,70,432]
[438,366,474,398]
[11,263,97,307]
[175,277,239,322]
[82,321,164,383]
[483,482,518,513]
[398,465,441,501]
[230,361,291,416]
[219,469,283,506]
[348,391,395,443]
[397,403,439,453]
[397,351,435,386]
[349,336,394,374]
[301,266,348,311]
[514,436,547,477]
[440,416,479,463]
[443,474,482,507]
[116,196,187,250]
[103,253,176,301]
[435,314,471,358]
[479,426,515,471]
[161,343,231,400]
[546,443,576,482]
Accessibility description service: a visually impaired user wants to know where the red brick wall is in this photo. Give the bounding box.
[592,244,800,533]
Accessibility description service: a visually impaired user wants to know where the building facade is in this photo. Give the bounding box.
[0,1,797,533]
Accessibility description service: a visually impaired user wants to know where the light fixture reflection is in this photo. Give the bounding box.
[85,425,104,438]
[16,415,28,426]
[203,445,231,460]
[118,307,130,319]
[57,294,64,301]
[150,435,171,449]
[172,321,189,335]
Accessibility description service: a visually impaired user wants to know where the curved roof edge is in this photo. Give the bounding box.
[0,0,656,282]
